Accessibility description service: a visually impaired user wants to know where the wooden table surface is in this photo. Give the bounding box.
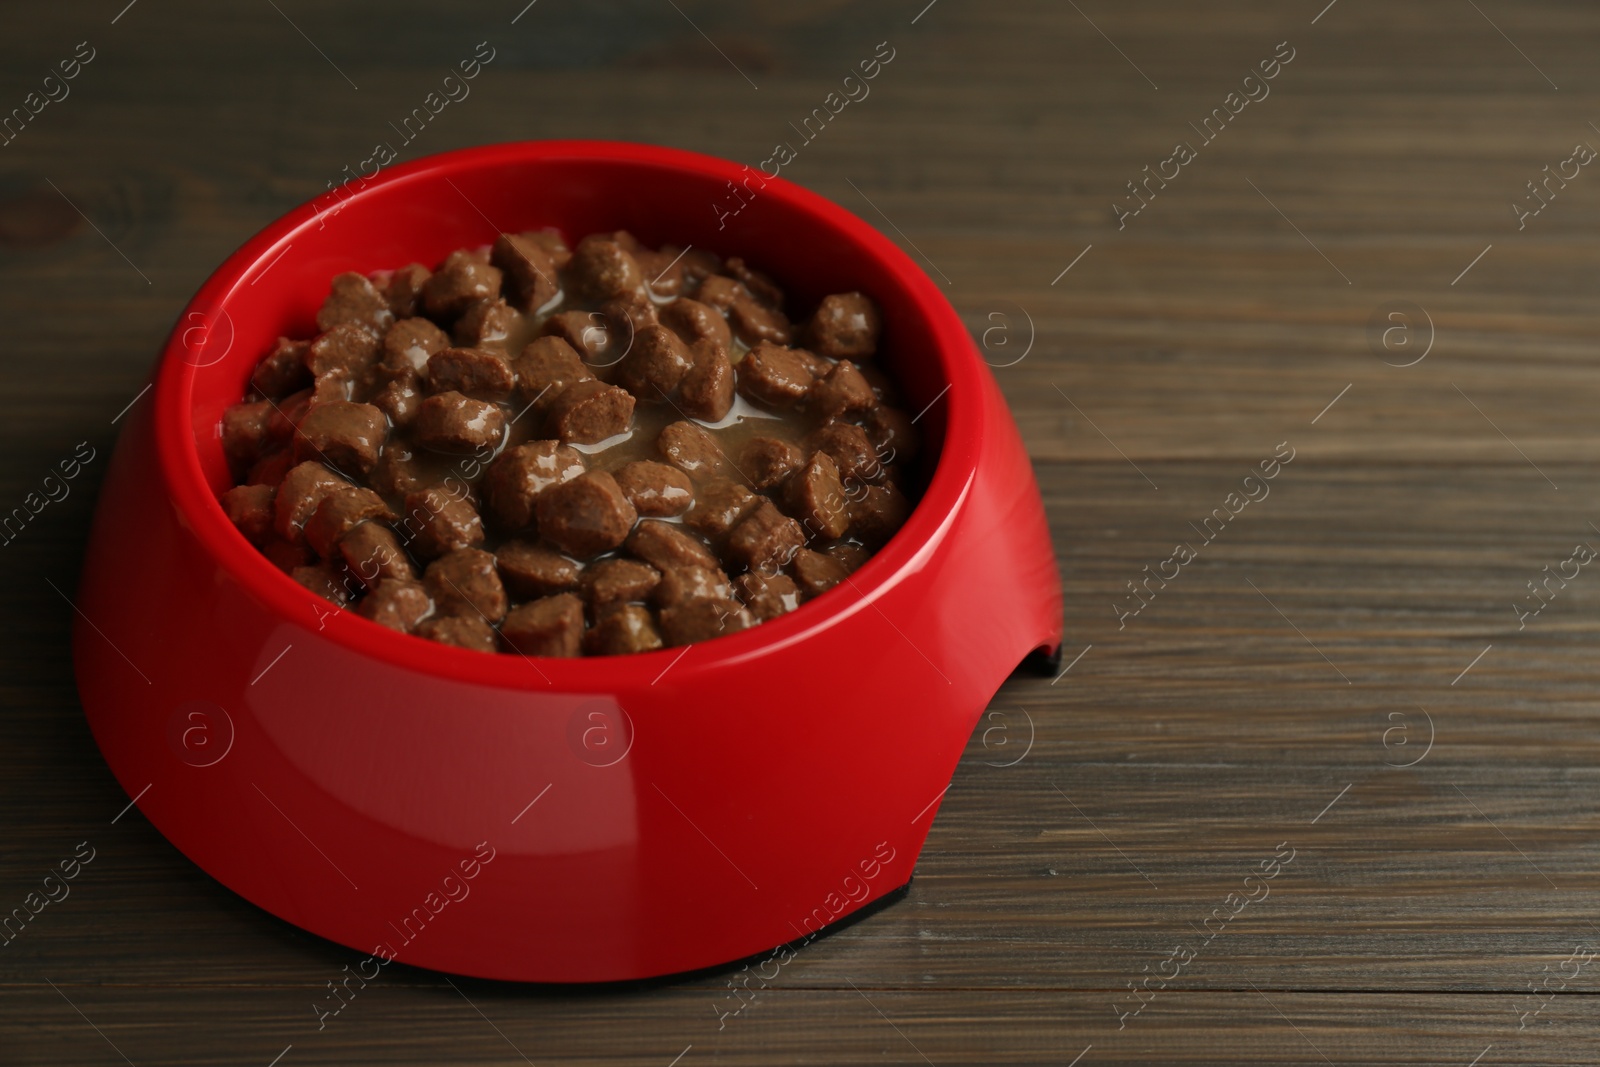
[4,1,1600,1063]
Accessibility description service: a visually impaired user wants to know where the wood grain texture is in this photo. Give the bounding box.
[4,0,1600,1063]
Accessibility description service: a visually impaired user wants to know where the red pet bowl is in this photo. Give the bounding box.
[75,141,1062,982]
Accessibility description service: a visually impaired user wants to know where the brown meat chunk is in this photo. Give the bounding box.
[524,228,571,270]
[399,486,485,560]
[305,485,394,558]
[850,483,912,546]
[427,347,516,397]
[496,540,582,599]
[727,500,805,574]
[358,578,433,633]
[582,558,661,611]
[616,324,694,401]
[695,274,745,313]
[221,483,276,546]
[541,310,614,364]
[660,297,732,348]
[685,481,759,540]
[568,236,643,302]
[784,451,851,541]
[371,372,423,428]
[864,405,919,463]
[652,565,734,609]
[807,292,881,360]
[658,420,729,480]
[339,522,414,589]
[381,317,451,377]
[808,422,881,484]
[451,299,519,350]
[810,360,877,420]
[612,460,694,517]
[735,571,801,621]
[412,391,507,453]
[738,342,817,408]
[677,247,723,289]
[728,297,794,347]
[724,257,784,309]
[658,597,752,647]
[422,250,503,319]
[381,264,431,319]
[500,594,585,657]
[262,537,313,573]
[512,336,596,410]
[547,380,635,445]
[252,338,312,398]
[740,436,804,490]
[246,449,295,488]
[601,291,659,339]
[425,547,508,623]
[626,520,718,572]
[482,440,586,530]
[294,401,387,476]
[490,232,559,312]
[827,543,871,573]
[416,613,497,653]
[678,341,735,421]
[534,472,638,557]
[293,562,353,606]
[222,400,280,473]
[317,271,394,334]
[790,548,851,598]
[635,249,685,297]
[274,461,348,545]
[587,605,664,655]
[306,323,381,381]
[368,444,426,498]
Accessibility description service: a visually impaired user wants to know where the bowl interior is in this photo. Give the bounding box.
[163,141,970,676]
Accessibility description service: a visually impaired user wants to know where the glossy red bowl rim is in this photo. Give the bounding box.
[153,140,980,691]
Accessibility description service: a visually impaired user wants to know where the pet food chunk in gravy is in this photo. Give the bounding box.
[381,264,431,319]
[738,342,817,408]
[317,272,394,334]
[427,347,516,397]
[416,613,497,653]
[724,256,785,309]
[491,232,559,312]
[616,324,694,401]
[382,318,451,377]
[694,274,744,313]
[658,596,752,647]
[784,451,851,541]
[735,571,801,621]
[400,486,485,560]
[412,391,507,453]
[612,460,694,517]
[806,292,881,361]
[422,250,502,319]
[371,372,424,428]
[305,485,393,558]
[252,338,312,398]
[658,420,728,480]
[678,341,735,422]
[583,558,661,612]
[358,578,433,632]
[659,297,731,349]
[306,322,381,381]
[685,480,758,540]
[339,522,414,589]
[535,472,638,557]
[727,500,805,574]
[546,380,635,445]
[587,604,664,655]
[568,236,643,303]
[500,593,585,657]
[274,461,349,545]
[451,299,519,350]
[849,482,911,546]
[425,547,508,623]
[495,540,583,599]
[864,404,918,463]
[221,484,276,546]
[652,565,734,609]
[790,547,851,598]
[601,291,659,339]
[294,562,352,606]
[222,400,281,474]
[512,336,595,411]
[740,436,804,491]
[626,520,718,572]
[483,440,586,530]
[810,360,877,421]
[808,422,880,484]
[728,297,793,347]
[541,310,612,363]
[294,401,387,476]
